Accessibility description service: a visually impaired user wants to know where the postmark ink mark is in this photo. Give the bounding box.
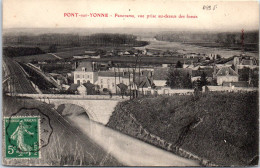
[5,107,53,158]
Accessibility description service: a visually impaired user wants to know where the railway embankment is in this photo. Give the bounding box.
[107,91,258,166]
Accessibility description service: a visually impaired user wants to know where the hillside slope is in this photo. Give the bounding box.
[3,95,122,166]
[107,92,258,166]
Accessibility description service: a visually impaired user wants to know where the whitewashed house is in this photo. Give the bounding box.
[216,66,239,85]
[73,62,98,85]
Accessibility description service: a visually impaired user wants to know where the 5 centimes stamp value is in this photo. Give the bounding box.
[5,116,40,158]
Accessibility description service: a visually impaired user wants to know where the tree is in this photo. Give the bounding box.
[183,74,192,88]
[175,61,183,68]
[250,69,259,87]
[117,83,128,95]
[49,44,57,53]
[166,68,192,89]
[200,72,208,86]
[193,79,202,93]
[239,67,250,81]
[96,49,106,56]
[216,54,221,59]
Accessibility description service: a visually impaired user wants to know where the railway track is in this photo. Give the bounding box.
[3,57,37,94]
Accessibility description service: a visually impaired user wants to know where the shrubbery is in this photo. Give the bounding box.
[107,91,258,166]
[166,68,192,89]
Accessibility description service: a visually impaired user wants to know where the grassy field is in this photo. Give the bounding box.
[14,53,59,63]
[107,91,259,166]
[14,51,199,65]
[13,46,136,63]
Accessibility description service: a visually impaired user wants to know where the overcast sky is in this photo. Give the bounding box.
[3,0,259,31]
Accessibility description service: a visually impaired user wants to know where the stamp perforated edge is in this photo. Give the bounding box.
[3,116,41,159]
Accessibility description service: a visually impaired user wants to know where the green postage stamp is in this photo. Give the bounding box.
[4,116,40,158]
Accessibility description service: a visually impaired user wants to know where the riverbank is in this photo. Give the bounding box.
[107,91,258,166]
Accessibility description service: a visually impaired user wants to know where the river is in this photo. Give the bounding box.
[135,37,258,58]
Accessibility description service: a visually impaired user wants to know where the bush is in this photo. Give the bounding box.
[166,68,192,89]
[107,91,259,166]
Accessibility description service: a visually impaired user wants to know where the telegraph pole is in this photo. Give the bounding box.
[138,54,141,85]
[114,66,117,95]
[133,68,135,98]
[118,64,121,82]
[134,54,139,98]
[128,67,131,99]
[241,28,244,53]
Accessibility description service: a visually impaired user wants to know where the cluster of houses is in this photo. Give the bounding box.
[71,48,220,60]
[71,61,154,95]
[57,54,258,96]
[72,49,139,59]
[41,49,257,96]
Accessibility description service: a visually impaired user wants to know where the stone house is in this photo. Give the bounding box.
[216,66,239,85]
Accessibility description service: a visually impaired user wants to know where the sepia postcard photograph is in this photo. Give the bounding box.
[1,0,259,166]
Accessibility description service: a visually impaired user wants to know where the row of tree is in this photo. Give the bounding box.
[4,33,149,50]
[3,47,46,57]
[155,31,258,44]
[155,31,258,51]
[166,67,208,90]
